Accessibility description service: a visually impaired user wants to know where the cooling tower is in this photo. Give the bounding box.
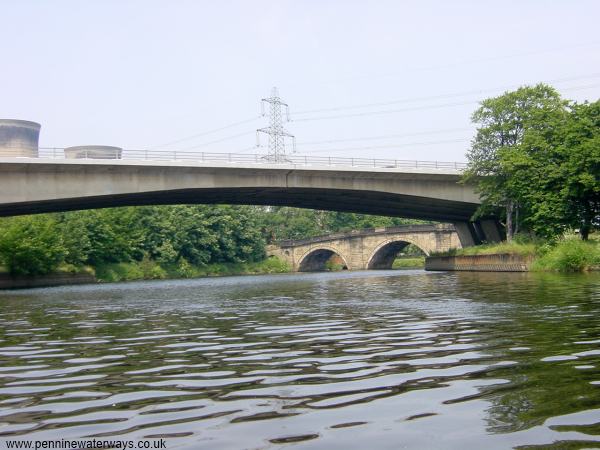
[0,119,41,157]
[64,145,122,159]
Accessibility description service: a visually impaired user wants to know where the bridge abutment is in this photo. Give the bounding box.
[452,222,477,247]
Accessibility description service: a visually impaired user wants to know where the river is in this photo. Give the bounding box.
[0,270,599,449]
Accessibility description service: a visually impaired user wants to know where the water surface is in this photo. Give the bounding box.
[1,270,599,449]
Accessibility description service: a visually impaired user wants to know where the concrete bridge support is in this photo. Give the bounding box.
[452,220,504,247]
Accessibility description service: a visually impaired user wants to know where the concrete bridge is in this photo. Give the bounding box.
[0,154,503,247]
[267,223,460,271]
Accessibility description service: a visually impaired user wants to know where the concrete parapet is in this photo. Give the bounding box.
[65,145,122,159]
[425,254,534,272]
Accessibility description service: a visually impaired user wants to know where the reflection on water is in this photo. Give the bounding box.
[0,270,599,449]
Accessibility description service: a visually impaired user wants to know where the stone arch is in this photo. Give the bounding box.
[366,237,429,270]
[297,246,349,272]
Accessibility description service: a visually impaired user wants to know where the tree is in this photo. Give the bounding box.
[498,99,599,240]
[56,212,91,265]
[0,216,66,275]
[464,84,566,241]
[555,100,600,239]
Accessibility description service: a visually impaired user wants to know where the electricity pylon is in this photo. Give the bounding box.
[256,87,295,162]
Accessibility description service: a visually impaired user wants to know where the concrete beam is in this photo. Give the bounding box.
[0,159,482,222]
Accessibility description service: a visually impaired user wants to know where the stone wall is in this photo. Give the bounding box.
[0,272,97,289]
[425,254,534,272]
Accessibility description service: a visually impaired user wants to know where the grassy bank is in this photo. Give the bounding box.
[0,254,427,286]
[532,240,600,272]
[94,257,291,283]
[392,257,425,269]
[433,237,599,272]
[322,256,425,271]
[434,241,537,257]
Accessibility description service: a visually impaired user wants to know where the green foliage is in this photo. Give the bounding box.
[324,259,345,271]
[392,257,425,268]
[94,256,291,282]
[554,101,600,239]
[533,239,600,272]
[433,238,599,273]
[464,84,566,240]
[439,241,537,257]
[94,262,145,283]
[403,244,425,256]
[139,256,167,279]
[253,256,292,273]
[55,212,92,266]
[175,257,195,278]
[464,84,599,241]
[258,207,428,243]
[156,240,178,264]
[0,203,425,280]
[0,216,67,275]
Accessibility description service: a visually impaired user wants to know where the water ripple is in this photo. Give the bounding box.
[0,270,599,449]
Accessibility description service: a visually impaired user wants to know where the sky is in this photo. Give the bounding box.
[1,0,599,162]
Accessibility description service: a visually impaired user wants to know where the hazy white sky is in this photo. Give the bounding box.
[1,0,599,162]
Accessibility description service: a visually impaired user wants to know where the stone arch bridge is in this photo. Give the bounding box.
[267,223,460,271]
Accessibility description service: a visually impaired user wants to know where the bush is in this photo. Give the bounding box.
[0,216,66,275]
[533,239,600,272]
[255,256,291,273]
[325,260,345,271]
[175,257,196,278]
[139,256,167,279]
[95,262,144,282]
[392,257,425,268]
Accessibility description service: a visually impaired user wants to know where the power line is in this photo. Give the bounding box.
[293,81,600,123]
[561,82,600,93]
[293,73,600,116]
[183,131,255,150]
[296,138,470,154]
[150,116,260,149]
[296,127,472,146]
[284,41,600,90]
[294,100,476,122]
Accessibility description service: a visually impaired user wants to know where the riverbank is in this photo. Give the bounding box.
[426,254,533,272]
[0,256,427,289]
[95,257,293,283]
[0,270,96,289]
[0,257,292,289]
[95,256,424,282]
[431,238,600,272]
[392,256,425,269]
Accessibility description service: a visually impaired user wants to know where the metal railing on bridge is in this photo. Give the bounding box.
[23,148,468,171]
